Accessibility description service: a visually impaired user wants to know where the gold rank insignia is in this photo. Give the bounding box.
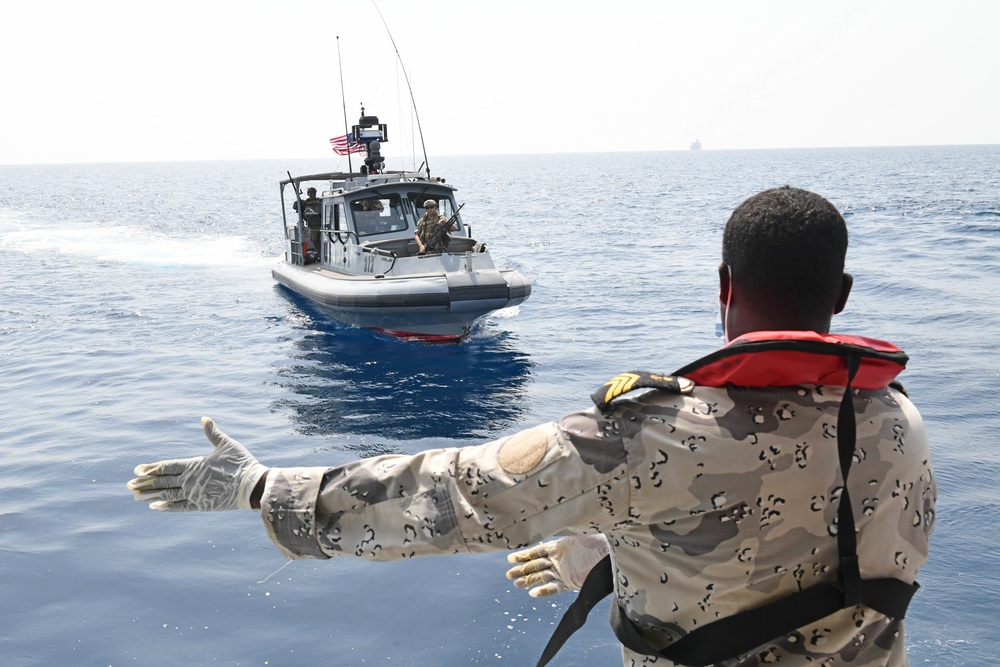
[591,371,694,411]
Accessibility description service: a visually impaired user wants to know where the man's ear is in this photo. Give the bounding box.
[833,273,853,314]
[718,262,731,304]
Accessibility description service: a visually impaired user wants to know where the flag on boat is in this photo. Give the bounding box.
[330,133,366,156]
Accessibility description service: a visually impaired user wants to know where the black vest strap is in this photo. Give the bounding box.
[536,554,917,667]
[607,572,918,666]
[536,348,920,667]
[535,556,615,666]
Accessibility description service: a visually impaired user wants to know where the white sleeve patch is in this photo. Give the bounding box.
[497,424,552,475]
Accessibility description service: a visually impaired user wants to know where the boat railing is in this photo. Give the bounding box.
[281,170,440,192]
[362,238,409,253]
[326,229,360,245]
[364,245,398,276]
[364,245,397,259]
[360,236,485,258]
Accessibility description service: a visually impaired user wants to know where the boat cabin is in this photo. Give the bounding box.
[279,172,478,272]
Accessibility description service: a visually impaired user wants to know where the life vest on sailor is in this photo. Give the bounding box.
[536,331,920,667]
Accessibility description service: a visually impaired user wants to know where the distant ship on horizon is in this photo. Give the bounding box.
[690,139,702,150]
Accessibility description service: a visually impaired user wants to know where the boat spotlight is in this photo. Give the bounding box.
[365,139,385,174]
[353,109,388,174]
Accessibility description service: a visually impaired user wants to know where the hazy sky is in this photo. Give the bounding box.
[1,0,996,165]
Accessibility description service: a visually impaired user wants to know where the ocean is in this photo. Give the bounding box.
[1,145,997,665]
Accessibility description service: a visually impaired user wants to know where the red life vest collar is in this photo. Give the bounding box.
[676,330,907,390]
[591,331,908,412]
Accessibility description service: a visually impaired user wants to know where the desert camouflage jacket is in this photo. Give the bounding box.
[259,335,935,666]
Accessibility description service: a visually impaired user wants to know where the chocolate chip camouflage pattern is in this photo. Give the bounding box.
[260,380,934,666]
[588,383,933,666]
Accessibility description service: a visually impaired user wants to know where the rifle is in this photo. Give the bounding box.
[420,202,465,254]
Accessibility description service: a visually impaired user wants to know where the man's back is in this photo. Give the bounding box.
[567,380,934,665]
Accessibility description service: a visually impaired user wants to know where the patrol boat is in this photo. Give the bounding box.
[272,111,531,343]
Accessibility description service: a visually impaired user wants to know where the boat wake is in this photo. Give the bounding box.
[0,214,271,269]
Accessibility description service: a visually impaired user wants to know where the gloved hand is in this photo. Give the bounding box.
[505,534,610,598]
[127,417,268,512]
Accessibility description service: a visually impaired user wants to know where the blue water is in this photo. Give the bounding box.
[1,146,998,665]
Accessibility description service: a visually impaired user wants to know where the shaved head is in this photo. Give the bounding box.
[722,187,848,321]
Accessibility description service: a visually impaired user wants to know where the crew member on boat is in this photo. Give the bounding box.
[293,187,322,255]
[129,187,935,666]
[414,199,456,254]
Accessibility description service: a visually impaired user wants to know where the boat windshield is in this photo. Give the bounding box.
[411,194,460,231]
[350,194,407,237]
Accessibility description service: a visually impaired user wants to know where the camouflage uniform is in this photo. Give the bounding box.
[415,210,450,252]
[293,196,322,251]
[259,343,935,666]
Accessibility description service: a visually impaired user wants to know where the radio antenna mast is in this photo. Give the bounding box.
[372,1,431,179]
[336,36,354,174]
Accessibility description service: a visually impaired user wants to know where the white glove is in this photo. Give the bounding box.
[505,534,610,598]
[127,417,268,512]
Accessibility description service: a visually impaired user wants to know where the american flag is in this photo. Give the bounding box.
[330,133,366,156]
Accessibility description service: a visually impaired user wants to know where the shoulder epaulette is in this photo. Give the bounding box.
[591,371,694,411]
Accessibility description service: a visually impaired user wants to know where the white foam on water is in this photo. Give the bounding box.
[0,211,272,269]
[490,305,521,319]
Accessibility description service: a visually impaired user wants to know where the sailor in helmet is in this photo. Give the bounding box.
[414,199,456,255]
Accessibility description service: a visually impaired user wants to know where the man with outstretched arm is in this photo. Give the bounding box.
[129,187,935,666]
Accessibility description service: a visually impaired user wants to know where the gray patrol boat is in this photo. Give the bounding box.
[273,110,531,342]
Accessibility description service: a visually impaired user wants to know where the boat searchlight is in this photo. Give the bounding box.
[354,109,388,175]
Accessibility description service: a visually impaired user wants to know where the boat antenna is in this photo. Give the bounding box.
[371,1,431,179]
[336,36,354,174]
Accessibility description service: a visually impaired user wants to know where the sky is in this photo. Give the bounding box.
[1,0,997,165]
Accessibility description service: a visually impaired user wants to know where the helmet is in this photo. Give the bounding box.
[423,199,437,208]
